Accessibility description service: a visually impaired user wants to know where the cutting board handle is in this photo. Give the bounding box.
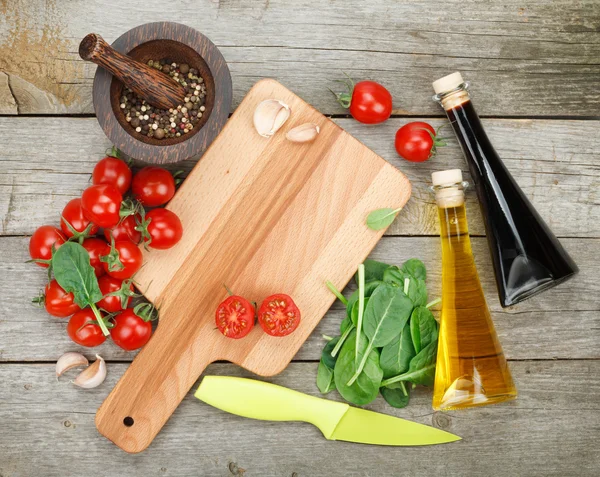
[95,322,214,453]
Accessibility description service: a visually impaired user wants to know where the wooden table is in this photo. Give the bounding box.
[1,1,598,476]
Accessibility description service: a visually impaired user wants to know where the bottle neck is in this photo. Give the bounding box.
[432,181,468,209]
[433,81,471,111]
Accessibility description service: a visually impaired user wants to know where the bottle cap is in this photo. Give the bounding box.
[432,169,463,187]
[432,72,464,95]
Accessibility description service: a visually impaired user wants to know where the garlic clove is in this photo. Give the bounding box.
[286,123,320,143]
[253,99,291,137]
[73,354,106,389]
[56,352,89,379]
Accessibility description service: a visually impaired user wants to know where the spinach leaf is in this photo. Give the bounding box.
[317,361,336,394]
[381,384,410,408]
[346,280,384,320]
[366,207,402,231]
[402,258,427,281]
[350,297,370,326]
[340,316,353,334]
[381,341,438,388]
[383,267,427,307]
[380,322,415,378]
[356,259,390,284]
[362,283,413,348]
[410,306,438,354]
[334,329,382,406]
[321,336,340,369]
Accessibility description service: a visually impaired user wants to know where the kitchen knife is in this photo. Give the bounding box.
[195,376,460,446]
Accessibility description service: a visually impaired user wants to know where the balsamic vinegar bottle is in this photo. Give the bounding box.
[432,73,578,307]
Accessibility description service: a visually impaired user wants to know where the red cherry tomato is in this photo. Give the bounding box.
[144,208,183,249]
[43,279,80,317]
[104,215,141,244]
[132,167,176,207]
[67,309,107,347]
[97,275,133,313]
[257,294,301,337]
[215,295,255,339]
[81,184,123,228]
[395,122,444,162]
[110,308,153,351]
[60,198,99,239]
[82,237,107,278]
[101,240,143,279]
[29,225,65,267]
[92,152,132,194]
[333,76,392,124]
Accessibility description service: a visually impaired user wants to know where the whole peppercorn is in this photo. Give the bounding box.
[179,64,190,74]
[154,128,165,139]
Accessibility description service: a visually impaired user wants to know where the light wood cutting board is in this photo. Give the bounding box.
[95,79,411,453]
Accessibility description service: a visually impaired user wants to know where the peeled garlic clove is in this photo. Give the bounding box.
[286,123,320,143]
[73,354,106,389]
[254,99,291,137]
[56,352,89,379]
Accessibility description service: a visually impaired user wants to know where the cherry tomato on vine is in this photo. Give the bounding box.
[132,167,176,207]
[394,122,446,162]
[101,239,143,279]
[332,75,392,124]
[81,184,123,228]
[60,198,99,239]
[41,279,80,318]
[67,309,107,347]
[29,225,65,267]
[92,148,132,194]
[257,294,301,337]
[141,208,183,249]
[82,237,107,278]
[110,305,155,351]
[104,215,141,244]
[215,295,255,339]
[97,275,134,313]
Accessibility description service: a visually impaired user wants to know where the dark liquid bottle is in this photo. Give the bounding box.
[432,73,578,307]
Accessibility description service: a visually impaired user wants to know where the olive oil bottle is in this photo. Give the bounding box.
[431,169,517,410]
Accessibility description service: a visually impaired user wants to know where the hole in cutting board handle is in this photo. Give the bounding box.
[123,416,134,427]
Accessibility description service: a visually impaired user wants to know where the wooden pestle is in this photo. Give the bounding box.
[79,33,186,110]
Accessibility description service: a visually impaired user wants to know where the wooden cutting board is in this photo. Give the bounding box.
[95,79,411,453]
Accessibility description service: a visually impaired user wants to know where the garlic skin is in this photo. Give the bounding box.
[254,99,291,137]
[286,123,320,143]
[73,354,106,389]
[56,352,89,379]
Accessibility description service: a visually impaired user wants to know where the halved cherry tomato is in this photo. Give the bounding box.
[332,76,392,124]
[142,208,183,249]
[104,215,141,244]
[60,198,99,239]
[101,239,143,279]
[92,148,132,194]
[394,121,445,162]
[97,275,134,312]
[67,309,107,347]
[29,225,65,267]
[42,279,80,317]
[258,294,301,337]
[82,237,107,278]
[110,307,154,351]
[81,184,123,228]
[132,167,175,207]
[215,295,255,339]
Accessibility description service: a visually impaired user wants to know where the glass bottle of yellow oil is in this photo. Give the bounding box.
[431,169,517,410]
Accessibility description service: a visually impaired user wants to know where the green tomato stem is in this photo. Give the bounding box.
[90,302,110,336]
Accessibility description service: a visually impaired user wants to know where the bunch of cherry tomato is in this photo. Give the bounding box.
[331,74,446,162]
[216,292,301,339]
[29,147,183,351]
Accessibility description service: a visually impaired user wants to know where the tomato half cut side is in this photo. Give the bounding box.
[215,295,255,339]
[258,294,301,337]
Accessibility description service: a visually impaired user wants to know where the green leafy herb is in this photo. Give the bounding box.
[317,361,336,394]
[402,258,427,281]
[356,259,390,284]
[383,266,427,307]
[381,383,410,408]
[354,264,366,362]
[380,322,415,378]
[409,307,438,354]
[382,341,438,388]
[321,336,340,369]
[366,208,402,231]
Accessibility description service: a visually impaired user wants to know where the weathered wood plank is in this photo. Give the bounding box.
[0,361,598,477]
[0,0,598,115]
[1,236,597,362]
[1,117,598,237]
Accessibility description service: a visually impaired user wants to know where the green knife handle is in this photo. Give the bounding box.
[195,376,349,439]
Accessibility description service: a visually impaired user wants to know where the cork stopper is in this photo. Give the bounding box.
[432,169,463,187]
[432,169,465,208]
[432,72,464,95]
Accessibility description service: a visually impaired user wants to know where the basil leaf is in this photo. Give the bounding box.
[381,384,410,408]
[52,242,102,308]
[321,336,340,369]
[362,283,413,348]
[366,207,402,231]
[334,329,382,406]
[356,259,390,284]
[410,307,438,354]
[317,361,336,394]
[380,322,415,378]
[402,258,427,281]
